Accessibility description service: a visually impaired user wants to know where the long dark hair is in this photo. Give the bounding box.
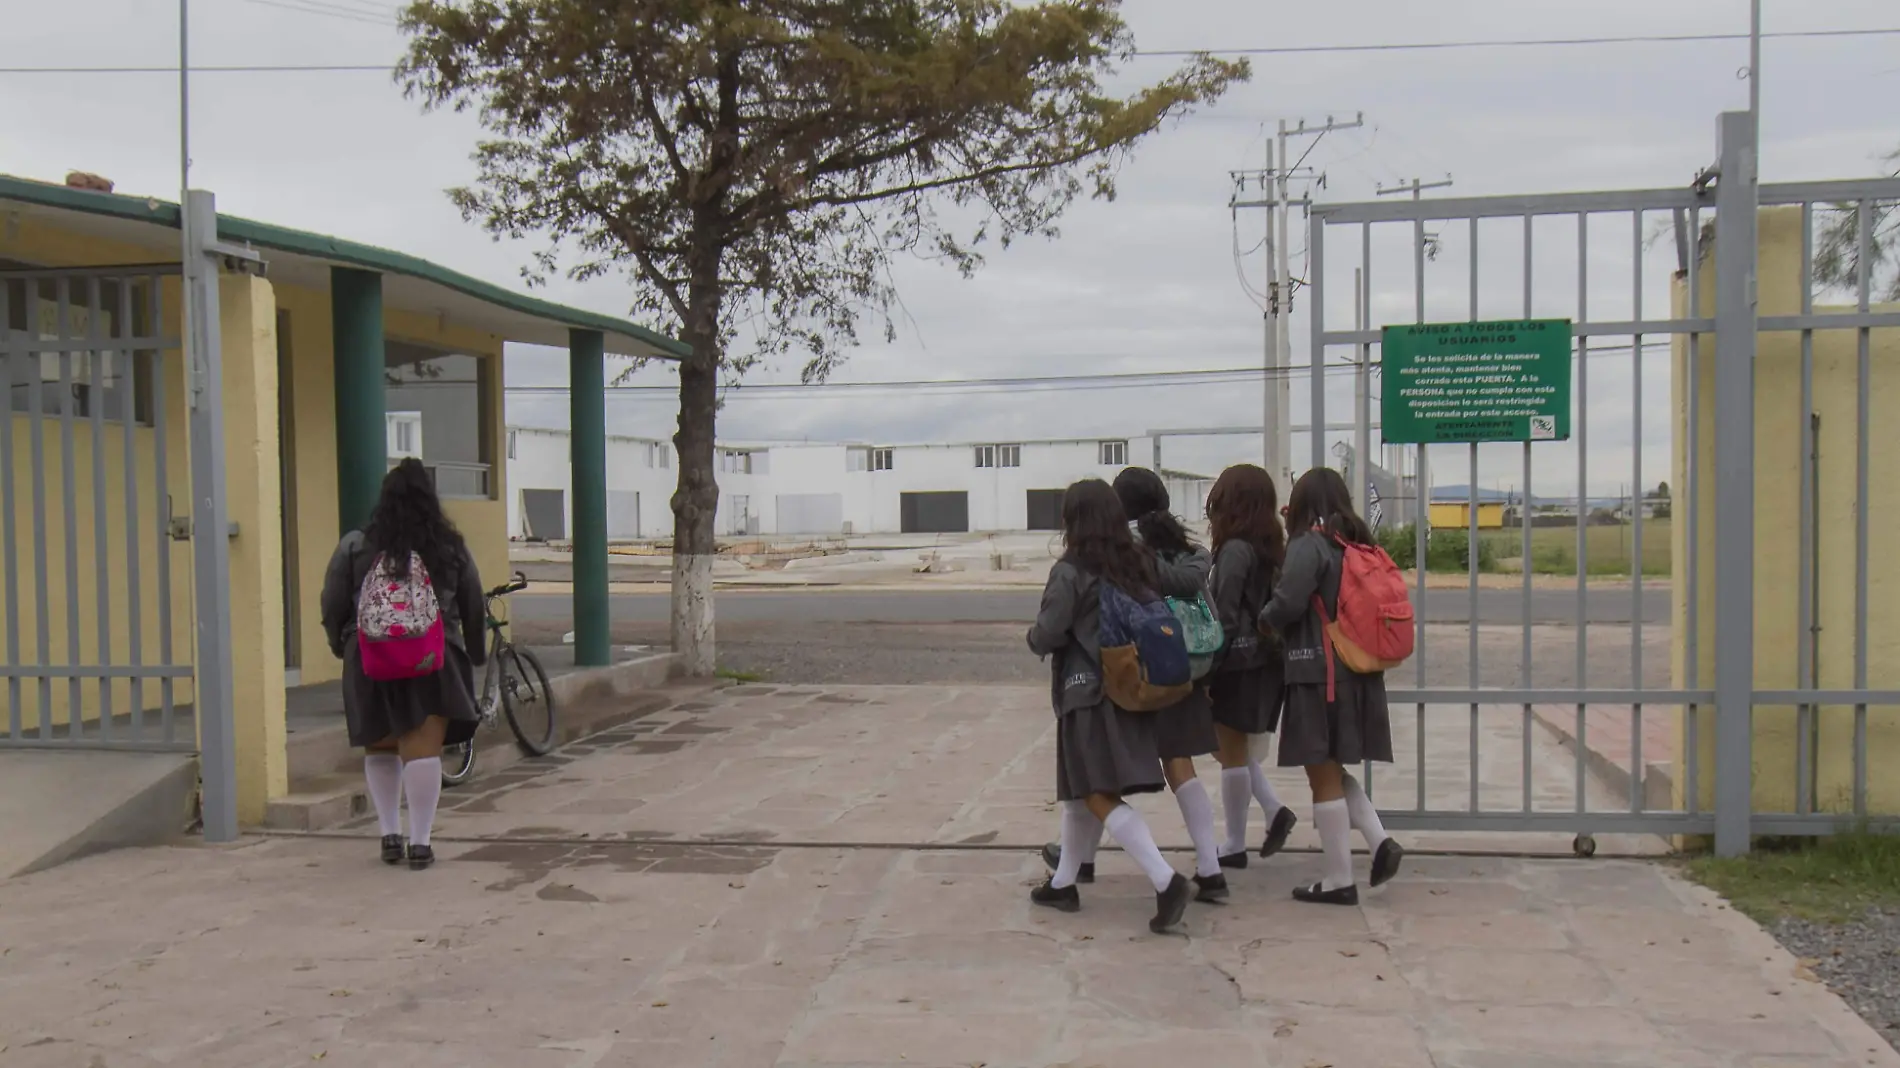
[1113,467,1198,558]
[1206,463,1286,573]
[362,457,469,584]
[1061,478,1158,597]
[1285,467,1375,545]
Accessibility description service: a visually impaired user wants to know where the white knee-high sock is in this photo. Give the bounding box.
[1342,772,1391,852]
[364,754,403,837]
[1052,801,1100,889]
[1072,801,1104,865]
[1104,804,1177,893]
[401,757,443,848]
[1173,779,1223,878]
[1220,767,1252,855]
[1246,759,1287,820]
[1314,799,1355,891]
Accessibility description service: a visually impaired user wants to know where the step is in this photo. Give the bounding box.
[265,673,725,833]
[285,652,683,785]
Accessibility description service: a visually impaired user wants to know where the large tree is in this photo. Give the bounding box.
[398,0,1245,674]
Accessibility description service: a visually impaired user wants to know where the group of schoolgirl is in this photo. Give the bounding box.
[1027,464,1414,934]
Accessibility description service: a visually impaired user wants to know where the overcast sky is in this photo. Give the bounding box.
[9,0,1898,495]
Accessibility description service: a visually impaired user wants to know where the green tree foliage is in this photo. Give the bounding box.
[397,0,1247,671]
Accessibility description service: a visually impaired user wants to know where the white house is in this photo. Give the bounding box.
[505,427,1217,539]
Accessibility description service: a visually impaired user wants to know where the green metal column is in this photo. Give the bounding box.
[568,328,611,667]
[330,267,386,534]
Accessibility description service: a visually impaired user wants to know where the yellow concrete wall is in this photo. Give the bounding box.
[220,274,289,820]
[277,289,507,686]
[1,217,197,731]
[3,211,509,822]
[1428,502,1506,529]
[1672,205,1900,817]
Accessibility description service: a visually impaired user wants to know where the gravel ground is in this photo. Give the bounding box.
[1771,909,1900,1051]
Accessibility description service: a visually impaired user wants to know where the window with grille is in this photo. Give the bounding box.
[1099,440,1128,466]
[872,448,894,471]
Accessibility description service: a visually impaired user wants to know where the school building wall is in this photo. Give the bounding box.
[3,211,511,820]
[1673,205,1900,817]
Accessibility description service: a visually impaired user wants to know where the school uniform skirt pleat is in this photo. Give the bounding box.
[1152,686,1219,760]
[342,640,481,749]
[1055,700,1167,802]
[1275,672,1394,768]
[1208,665,1284,736]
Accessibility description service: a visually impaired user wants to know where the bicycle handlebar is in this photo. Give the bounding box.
[487,571,529,599]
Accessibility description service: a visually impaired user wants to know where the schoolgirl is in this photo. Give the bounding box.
[1039,468,1230,902]
[1259,467,1404,905]
[1028,479,1193,933]
[1203,464,1298,868]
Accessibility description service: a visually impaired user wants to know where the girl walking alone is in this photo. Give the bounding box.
[1029,479,1193,933]
[1204,465,1298,868]
[1260,467,1403,904]
[1039,468,1230,902]
[320,458,487,870]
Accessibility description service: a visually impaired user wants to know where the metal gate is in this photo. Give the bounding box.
[1,265,193,751]
[1303,112,1900,853]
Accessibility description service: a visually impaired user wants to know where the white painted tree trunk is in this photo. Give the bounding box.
[671,551,716,676]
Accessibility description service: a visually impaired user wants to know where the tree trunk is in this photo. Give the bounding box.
[669,272,723,676]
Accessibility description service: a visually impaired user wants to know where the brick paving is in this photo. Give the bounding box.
[1,683,1894,1067]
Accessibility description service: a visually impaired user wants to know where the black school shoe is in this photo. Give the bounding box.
[406,844,435,871]
[1259,806,1299,859]
[1217,850,1248,870]
[380,835,405,866]
[1150,874,1192,933]
[1370,839,1405,888]
[1292,881,1359,906]
[1040,842,1095,884]
[1030,880,1081,913]
[1192,873,1230,904]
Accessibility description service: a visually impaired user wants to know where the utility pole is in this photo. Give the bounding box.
[1375,174,1453,530]
[1231,113,1363,486]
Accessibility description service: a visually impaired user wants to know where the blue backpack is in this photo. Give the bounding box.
[1098,582,1195,712]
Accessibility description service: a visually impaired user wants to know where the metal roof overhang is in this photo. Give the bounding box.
[0,176,687,361]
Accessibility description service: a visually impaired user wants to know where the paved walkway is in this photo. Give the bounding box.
[2,684,1893,1067]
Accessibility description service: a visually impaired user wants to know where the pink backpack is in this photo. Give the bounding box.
[355,551,446,681]
[1312,535,1414,699]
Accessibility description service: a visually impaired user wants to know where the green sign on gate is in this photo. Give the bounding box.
[1381,319,1573,444]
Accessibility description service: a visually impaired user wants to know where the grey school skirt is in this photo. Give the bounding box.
[1208,665,1284,736]
[1276,672,1394,768]
[1153,685,1219,761]
[1055,700,1167,801]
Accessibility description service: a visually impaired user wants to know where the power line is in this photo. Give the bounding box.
[494,341,1665,399]
[4,26,1896,75]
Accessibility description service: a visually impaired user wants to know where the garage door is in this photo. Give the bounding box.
[777,493,844,534]
[607,491,641,540]
[900,491,969,534]
[521,488,566,541]
[1026,489,1064,531]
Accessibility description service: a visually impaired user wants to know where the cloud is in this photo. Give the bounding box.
[9,0,1896,497]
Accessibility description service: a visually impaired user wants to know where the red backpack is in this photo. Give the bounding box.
[1312,534,1414,699]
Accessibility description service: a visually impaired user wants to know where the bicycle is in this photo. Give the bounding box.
[441,571,558,786]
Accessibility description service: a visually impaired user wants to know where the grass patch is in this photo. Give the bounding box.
[715,667,767,684]
[1683,831,1900,924]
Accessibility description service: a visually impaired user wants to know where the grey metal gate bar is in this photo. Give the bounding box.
[1301,111,1900,850]
[0,265,193,753]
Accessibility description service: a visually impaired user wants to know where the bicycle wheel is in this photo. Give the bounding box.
[499,645,557,756]
[440,738,478,787]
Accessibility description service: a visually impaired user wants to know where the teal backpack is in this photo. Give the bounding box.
[1163,575,1225,681]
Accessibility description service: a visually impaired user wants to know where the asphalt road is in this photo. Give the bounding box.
[510,586,1670,626]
